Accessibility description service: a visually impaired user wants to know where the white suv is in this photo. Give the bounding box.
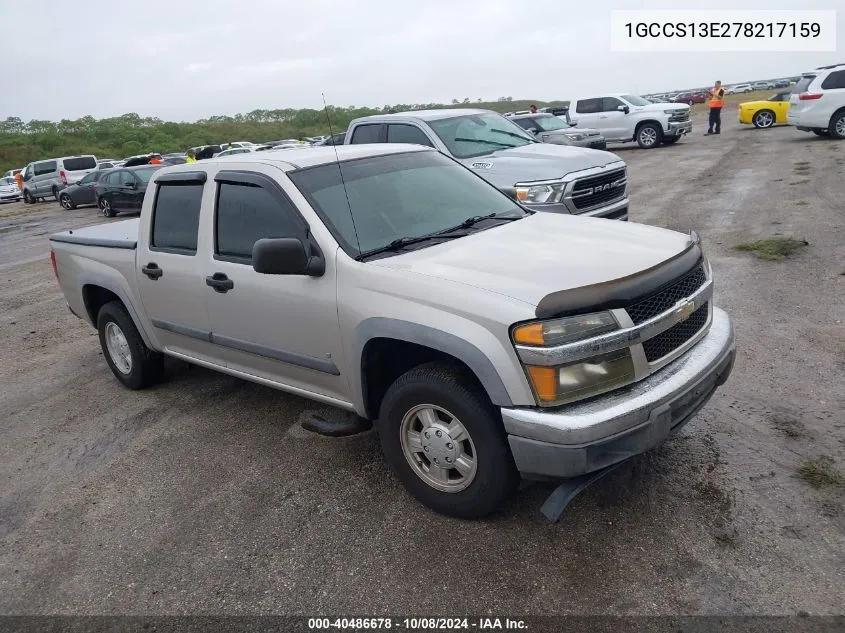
[787,63,845,139]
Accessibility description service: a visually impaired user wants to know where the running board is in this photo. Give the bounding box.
[301,414,373,437]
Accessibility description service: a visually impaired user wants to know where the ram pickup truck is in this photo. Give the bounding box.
[345,108,629,221]
[49,145,735,519]
[569,94,692,149]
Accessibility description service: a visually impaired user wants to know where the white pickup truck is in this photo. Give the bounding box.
[49,145,735,518]
[568,94,692,149]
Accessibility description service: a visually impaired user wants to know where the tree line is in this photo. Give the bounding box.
[0,99,564,172]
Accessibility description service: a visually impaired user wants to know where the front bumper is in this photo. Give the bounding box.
[501,307,734,479]
[666,120,692,137]
[524,197,628,221]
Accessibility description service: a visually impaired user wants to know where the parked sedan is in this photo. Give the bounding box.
[57,171,104,209]
[96,166,159,217]
[508,112,606,149]
[673,92,707,105]
[738,91,792,128]
[0,176,22,203]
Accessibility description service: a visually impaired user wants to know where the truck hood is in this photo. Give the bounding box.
[372,213,693,308]
[463,143,622,184]
[636,102,689,113]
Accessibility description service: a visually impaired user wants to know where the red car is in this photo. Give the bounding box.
[673,92,708,105]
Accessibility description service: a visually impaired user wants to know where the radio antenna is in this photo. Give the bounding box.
[322,93,361,254]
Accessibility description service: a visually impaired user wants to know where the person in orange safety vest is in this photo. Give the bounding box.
[706,81,725,135]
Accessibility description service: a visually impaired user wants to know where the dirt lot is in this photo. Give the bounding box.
[1,113,844,616]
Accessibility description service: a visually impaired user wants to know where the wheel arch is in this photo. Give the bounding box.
[80,280,155,349]
[633,118,664,139]
[353,318,515,420]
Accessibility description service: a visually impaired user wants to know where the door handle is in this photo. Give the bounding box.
[141,262,163,280]
[206,272,234,293]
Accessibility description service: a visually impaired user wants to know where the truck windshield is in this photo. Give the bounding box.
[532,115,569,131]
[288,150,526,257]
[427,113,535,159]
[620,95,651,106]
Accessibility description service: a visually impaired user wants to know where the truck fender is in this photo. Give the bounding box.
[351,317,514,415]
[77,269,156,350]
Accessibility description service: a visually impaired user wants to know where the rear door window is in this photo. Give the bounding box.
[821,70,845,90]
[386,124,434,147]
[511,118,536,130]
[575,99,602,114]
[350,124,384,144]
[215,181,303,261]
[63,156,97,171]
[150,183,204,254]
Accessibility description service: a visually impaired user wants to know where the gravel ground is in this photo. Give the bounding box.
[1,114,843,616]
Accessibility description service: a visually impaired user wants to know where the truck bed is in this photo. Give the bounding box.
[50,218,140,249]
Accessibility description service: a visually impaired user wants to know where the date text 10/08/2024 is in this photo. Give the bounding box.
[308,617,528,630]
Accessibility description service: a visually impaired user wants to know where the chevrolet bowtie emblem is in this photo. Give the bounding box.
[676,300,695,320]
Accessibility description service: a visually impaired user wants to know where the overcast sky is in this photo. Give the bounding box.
[1,0,842,122]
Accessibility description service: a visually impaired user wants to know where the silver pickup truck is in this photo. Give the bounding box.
[345,109,629,221]
[49,145,735,518]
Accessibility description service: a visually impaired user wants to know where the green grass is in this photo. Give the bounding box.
[795,458,845,489]
[736,237,809,261]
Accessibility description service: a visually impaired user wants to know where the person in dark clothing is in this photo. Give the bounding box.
[706,81,725,135]
[529,104,538,114]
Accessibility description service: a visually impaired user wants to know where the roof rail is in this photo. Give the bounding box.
[815,62,845,70]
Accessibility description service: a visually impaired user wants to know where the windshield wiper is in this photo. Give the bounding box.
[356,213,521,261]
[453,137,516,148]
[490,128,535,142]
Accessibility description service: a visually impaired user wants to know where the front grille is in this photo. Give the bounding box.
[643,302,709,362]
[670,111,691,123]
[570,168,626,210]
[625,265,707,325]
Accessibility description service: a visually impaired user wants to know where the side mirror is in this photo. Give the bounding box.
[617,105,630,114]
[252,237,324,276]
[527,128,539,135]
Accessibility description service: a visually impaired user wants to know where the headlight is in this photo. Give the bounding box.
[664,109,678,115]
[514,181,565,204]
[564,132,585,141]
[513,312,636,406]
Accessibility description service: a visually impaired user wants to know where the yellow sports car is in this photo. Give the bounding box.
[738,91,791,128]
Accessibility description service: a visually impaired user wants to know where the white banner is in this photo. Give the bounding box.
[610,10,837,52]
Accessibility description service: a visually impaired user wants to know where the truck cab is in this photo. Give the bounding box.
[345,109,629,221]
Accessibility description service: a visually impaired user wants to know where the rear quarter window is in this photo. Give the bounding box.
[575,99,602,114]
[820,70,845,90]
[62,157,97,171]
[151,183,204,254]
[792,75,817,93]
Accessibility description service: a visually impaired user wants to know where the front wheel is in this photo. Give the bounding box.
[59,193,76,210]
[377,362,519,518]
[753,109,775,129]
[97,301,164,389]
[636,123,663,149]
[99,198,116,217]
[829,111,845,139]
[51,186,60,201]
[23,189,34,204]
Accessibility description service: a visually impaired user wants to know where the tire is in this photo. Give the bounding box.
[99,198,116,217]
[753,109,776,129]
[377,362,519,518]
[828,110,845,139]
[51,186,59,201]
[59,193,76,210]
[23,189,34,204]
[636,123,663,149]
[813,130,830,137]
[97,301,164,389]
[662,136,680,145]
